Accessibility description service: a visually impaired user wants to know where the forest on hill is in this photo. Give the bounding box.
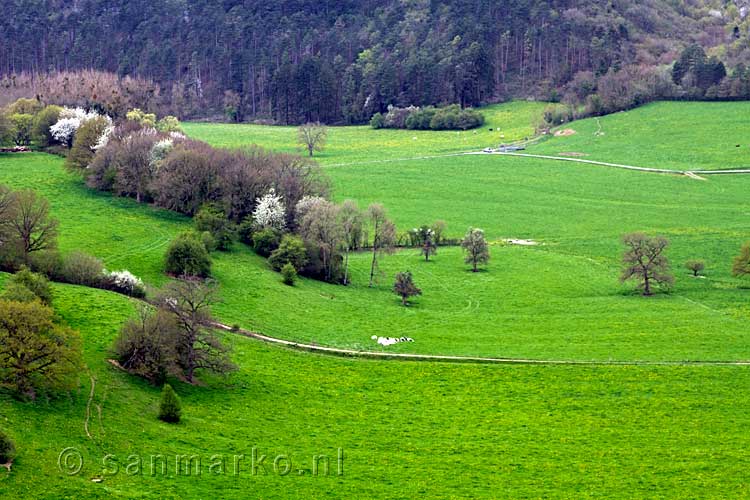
[1,0,749,124]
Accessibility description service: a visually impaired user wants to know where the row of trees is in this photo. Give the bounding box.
[370,105,484,131]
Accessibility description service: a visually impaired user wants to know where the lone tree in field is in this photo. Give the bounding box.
[620,233,674,296]
[298,122,327,157]
[461,228,490,272]
[413,226,437,261]
[393,271,421,306]
[157,279,236,383]
[732,243,750,278]
[367,203,397,287]
[685,259,705,277]
[158,384,182,423]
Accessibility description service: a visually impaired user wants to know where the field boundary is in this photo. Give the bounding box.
[211,322,750,367]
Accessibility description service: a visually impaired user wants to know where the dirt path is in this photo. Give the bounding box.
[473,151,750,177]
[211,322,750,367]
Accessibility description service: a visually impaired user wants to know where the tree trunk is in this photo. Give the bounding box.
[369,246,377,287]
[643,274,652,296]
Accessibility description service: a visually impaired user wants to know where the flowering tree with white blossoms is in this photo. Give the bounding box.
[294,195,326,220]
[149,138,174,171]
[252,189,286,231]
[93,124,114,151]
[105,269,145,296]
[50,107,109,148]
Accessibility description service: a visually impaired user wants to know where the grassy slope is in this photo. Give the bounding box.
[181,101,545,165]
[0,284,748,499]
[1,152,749,360]
[529,101,750,171]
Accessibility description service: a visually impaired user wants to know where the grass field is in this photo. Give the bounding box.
[1,101,750,498]
[529,101,750,171]
[182,101,545,166]
[0,283,748,499]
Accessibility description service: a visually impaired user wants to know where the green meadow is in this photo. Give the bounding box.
[1,101,750,498]
[530,101,750,171]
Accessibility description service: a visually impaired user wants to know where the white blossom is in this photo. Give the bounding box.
[294,195,327,220]
[105,269,144,294]
[51,107,110,146]
[93,124,115,151]
[253,189,286,231]
[149,138,174,170]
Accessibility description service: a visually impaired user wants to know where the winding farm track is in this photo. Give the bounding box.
[211,322,750,367]
[474,151,750,176]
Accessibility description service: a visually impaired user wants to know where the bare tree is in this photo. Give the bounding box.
[298,200,344,282]
[461,228,490,272]
[9,189,58,257]
[157,279,236,383]
[367,203,396,287]
[338,200,364,285]
[393,271,421,306]
[297,122,327,157]
[620,233,674,296]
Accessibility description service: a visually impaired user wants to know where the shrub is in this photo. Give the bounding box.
[5,268,53,305]
[269,234,308,271]
[200,231,217,252]
[281,262,297,285]
[7,98,43,116]
[27,249,63,279]
[9,114,33,146]
[237,216,255,245]
[164,232,212,278]
[61,251,105,286]
[156,116,182,133]
[0,430,15,464]
[32,105,63,147]
[369,112,385,129]
[158,384,182,423]
[252,228,282,257]
[1,282,39,304]
[195,204,235,251]
[685,260,705,277]
[67,115,111,170]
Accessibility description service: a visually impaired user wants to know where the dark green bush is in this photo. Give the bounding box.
[158,384,182,423]
[195,204,235,251]
[281,262,297,286]
[252,228,282,257]
[164,232,212,278]
[369,112,385,129]
[0,430,16,463]
[4,268,53,305]
[268,234,308,271]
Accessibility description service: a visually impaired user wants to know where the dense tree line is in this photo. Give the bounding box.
[0,0,736,124]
